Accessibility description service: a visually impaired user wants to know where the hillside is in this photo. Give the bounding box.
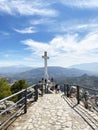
[1,66,98,89]
[65,74,98,89]
[70,62,98,74]
[6,66,91,84]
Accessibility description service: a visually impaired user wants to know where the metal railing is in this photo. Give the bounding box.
[0,84,39,130]
[64,84,98,111]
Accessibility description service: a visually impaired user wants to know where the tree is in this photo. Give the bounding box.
[0,78,11,99]
[11,79,28,94]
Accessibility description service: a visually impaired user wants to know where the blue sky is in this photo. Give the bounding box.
[0,0,98,67]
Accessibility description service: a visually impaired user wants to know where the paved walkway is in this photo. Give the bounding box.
[9,93,97,130]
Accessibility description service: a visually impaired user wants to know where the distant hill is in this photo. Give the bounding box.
[0,65,97,90]
[48,66,91,77]
[0,66,32,74]
[0,66,94,84]
[8,66,91,84]
[65,74,98,90]
[69,62,98,74]
[1,66,98,89]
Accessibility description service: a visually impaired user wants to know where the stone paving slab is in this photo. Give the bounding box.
[64,96,98,130]
[8,94,94,130]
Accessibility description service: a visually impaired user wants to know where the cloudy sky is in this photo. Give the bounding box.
[0,0,98,67]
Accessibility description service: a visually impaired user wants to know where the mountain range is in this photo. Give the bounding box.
[69,62,98,74]
[0,62,98,84]
[0,62,98,75]
[15,66,90,78]
[0,63,98,89]
[4,66,92,84]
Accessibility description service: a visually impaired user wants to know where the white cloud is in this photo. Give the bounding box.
[22,39,49,54]
[30,18,56,25]
[0,0,58,16]
[22,32,98,67]
[59,0,98,8]
[14,27,37,34]
[48,18,98,34]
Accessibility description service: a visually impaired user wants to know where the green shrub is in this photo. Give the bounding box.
[0,78,11,99]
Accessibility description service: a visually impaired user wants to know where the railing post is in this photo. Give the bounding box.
[45,80,47,94]
[83,91,89,109]
[42,84,44,96]
[34,85,38,102]
[24,89,27,114]
[46,84,48,93]
[66,84,70,97]
[64,84,66,96]
[77,85,80,104]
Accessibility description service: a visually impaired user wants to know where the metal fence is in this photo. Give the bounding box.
[0,84,38,130]
[64,84,98,111]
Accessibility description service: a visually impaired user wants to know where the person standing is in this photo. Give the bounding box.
[55,84,58,93]
[55,84,60,93]
[57,84,60,93]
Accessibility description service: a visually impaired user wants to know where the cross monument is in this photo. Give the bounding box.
[42,51,49,82]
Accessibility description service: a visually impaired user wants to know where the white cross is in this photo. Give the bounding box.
[42,51,49,82]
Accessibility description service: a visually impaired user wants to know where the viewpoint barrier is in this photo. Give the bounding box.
[0,84,44,129]
[1,82,98,129]
[64,84,98,111]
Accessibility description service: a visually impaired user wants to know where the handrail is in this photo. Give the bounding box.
[0,84,37,129]
[78,85,98,92]
[0,89,25,103]
[0,97,24,115]
[0,105,25,129]
[64,84,98,111]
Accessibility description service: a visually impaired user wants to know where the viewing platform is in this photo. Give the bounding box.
[7,93,98,130]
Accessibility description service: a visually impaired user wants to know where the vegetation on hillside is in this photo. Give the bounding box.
[10,79,28,102]
[64,74,98,89]
[0,78,28,100]
[11,79,28,94]
[0,78,11,99]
